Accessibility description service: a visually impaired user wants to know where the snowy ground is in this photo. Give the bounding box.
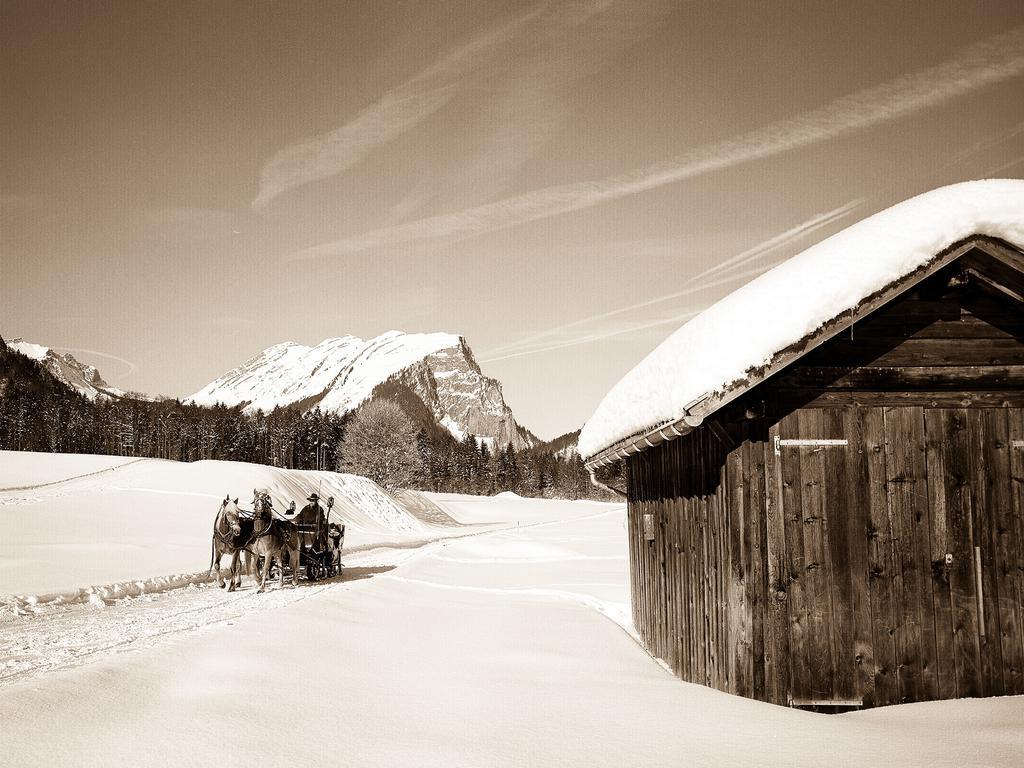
[1,453,1021,767]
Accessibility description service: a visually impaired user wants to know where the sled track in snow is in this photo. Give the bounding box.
[0,458,147,493]
[0,508,625,688]
[0,545,423,687]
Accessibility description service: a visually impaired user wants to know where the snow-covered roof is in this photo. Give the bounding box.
[579,179,1024,461]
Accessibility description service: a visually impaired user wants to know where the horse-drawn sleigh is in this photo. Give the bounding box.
[209,490,345,593]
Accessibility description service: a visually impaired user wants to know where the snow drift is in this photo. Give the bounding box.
[0,451,425,596]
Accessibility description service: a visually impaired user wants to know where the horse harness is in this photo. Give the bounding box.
[213,504,241,548]
[249,494,279,543]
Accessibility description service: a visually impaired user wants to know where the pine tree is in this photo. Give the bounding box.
[477,440,493,494]
[415,428,434,488]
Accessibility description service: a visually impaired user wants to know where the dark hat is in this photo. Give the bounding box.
[307,493,320,502]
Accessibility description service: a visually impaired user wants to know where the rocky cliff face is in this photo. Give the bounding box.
[189,331,537,449]
[7,339,127,401]
[393,339,536,449]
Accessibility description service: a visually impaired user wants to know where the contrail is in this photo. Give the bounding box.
[55,347,137,377]
[980,155,1024,177]
[481,199,864,360]
[255,1,672,213]
[948,118,1024,165]
[479,262,776,364]
[288,25,1024,260]
[481,306,707,364]
[685,198,866,285]
[252,4,548,211]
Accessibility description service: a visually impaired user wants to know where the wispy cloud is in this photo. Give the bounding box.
[479,199,865,362]
[948,118,1024,165]
[479,268,760,364]
[55,347,138,378]
[289,25,1024,260]
[980,154,1024,177]
[251,5,547,212]
[432,1,676,215]
[256,1,674,215]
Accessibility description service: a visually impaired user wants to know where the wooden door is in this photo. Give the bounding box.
[925,408,1024,700]
[770,405,1024,707]
[771,408,862,706]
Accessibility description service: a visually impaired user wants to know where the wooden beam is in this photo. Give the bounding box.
[773,365,1024,390]
[709,419,736,449]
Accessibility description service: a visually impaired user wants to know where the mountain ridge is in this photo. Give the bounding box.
[5,337,130,402]
[189,330,538,450]
[532,429,580,459]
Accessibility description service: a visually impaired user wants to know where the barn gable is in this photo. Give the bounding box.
[741,237,1024,414]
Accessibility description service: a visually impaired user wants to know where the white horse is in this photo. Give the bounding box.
[208,496,252,591]
[249,489,293,592]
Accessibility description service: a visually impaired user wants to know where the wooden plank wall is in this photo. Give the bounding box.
[628,427,748,696]
[624,263,1024,707]
[626,405,1024,708]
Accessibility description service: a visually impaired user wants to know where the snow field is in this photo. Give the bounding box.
[0,451,139,490]
[1,493,1021,767]
[426,491,614,525]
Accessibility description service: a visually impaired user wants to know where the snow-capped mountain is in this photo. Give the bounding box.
[6,338,128,401]
[188,331,537,449]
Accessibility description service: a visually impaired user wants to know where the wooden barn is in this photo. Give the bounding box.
[579,180,1024,709]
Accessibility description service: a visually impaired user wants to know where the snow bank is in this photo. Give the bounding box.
[2,571,214,616]
[426,491,615,525]
[391,489,463,526]
[0,451,429,596]
[579,179,1024,458]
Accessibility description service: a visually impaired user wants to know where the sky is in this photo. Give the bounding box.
[2,0,1024,440]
